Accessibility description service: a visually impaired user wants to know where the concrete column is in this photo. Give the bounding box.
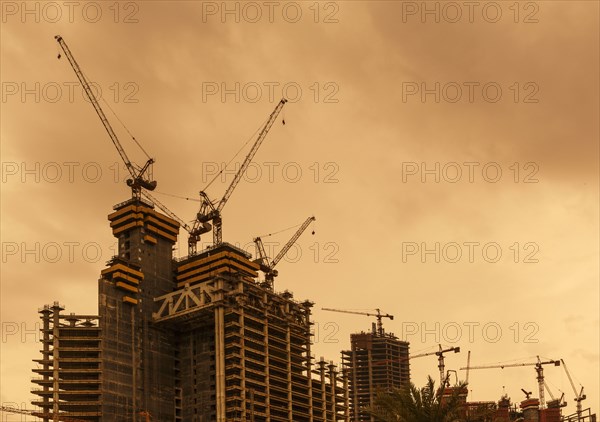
[319,359,326,421]
[263,292,271,421]
[286,322,292,421]
[51,302,63,422]
[240,306,247,421]
[40,306,51,422]
[215,304,226,421]
[302,301,314,422]
[342,368,350,422]
[328,362,336,421]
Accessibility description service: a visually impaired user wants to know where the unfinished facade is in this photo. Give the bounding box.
[31,303,101,421]
[32,198,348,421]
[341,329,409,422]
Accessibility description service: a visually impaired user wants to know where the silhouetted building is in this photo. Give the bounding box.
[341,326,409,421]
[32,198,348,421]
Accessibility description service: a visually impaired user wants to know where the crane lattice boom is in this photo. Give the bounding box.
[54,35,156,198]
[561,359,586,421]
[189,98,287,253]
[216,98,287,212]
[375,344,459,365]
[459,356,560,408]
[321,307,394,336]
[253,216,315,288]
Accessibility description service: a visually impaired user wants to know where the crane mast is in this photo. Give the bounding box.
[436,345,461,388]
[54,35,156,199]
[561,359,586,421]
[466,350,471,384]
[321,307,394,336]
[460,356,560,408]
[189,98,287,253]
[254,216,315,287]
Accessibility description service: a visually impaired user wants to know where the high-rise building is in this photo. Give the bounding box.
[31,303,101,420]
[32,198,348,421]
[341,327,409,422]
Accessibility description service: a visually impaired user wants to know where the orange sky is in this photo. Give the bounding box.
[1,0,598,416]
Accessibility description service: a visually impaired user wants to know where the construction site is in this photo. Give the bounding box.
[1,35,596,422]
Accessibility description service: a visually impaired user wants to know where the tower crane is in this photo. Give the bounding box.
[373,344,460,387]
[188,98,287,254]
[376,345,458,365]
[561,359,586,421]
[54,35,156,199]
[542,382,566,408]
[0,404,87,421]
[435,344,461,388]
[321,308,393,337]
[465,350,471,384]
[459,356,560,408]
[253,216,315,288]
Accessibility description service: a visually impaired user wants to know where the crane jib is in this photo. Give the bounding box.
[54,35,156,196]
[189,98,287,252]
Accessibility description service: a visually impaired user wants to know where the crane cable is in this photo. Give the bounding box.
[73,63,152,162]
[152,190,201,202]
[257,218,315,239]
[100,95,152,161]
[202,117,266,192]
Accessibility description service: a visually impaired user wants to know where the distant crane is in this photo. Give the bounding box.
[561,359,586,421]
[465,350,471,384]
[460,356,560,408]
[0,404,87,421]
[521,388,533,399]
[435,345,461,388]
[321,308,393,337]
[55,35,156,199]
[189,98,287,253]
[374,344,460,387]
[253,216,316,289]
[542,379,567,408]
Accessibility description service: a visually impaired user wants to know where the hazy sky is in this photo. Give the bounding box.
[1,0,598,417]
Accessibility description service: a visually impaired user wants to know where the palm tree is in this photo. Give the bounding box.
[368,376,468,422]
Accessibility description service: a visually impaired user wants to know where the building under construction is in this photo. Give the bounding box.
[341,324,410,422]
[30,36,349,421]
[32,304,101,419]
[31,198,349,421]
